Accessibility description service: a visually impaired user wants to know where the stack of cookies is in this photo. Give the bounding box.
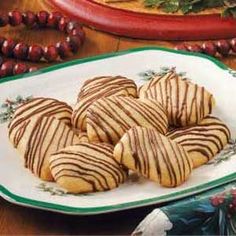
[8,72,231,193]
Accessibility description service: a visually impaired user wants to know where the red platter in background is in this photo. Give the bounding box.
[49,0,236,41]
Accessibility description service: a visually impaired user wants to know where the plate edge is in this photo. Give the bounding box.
[0,46,229,85]
[1,172,236,215]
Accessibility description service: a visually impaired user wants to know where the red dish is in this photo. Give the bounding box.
[49,0,236,41]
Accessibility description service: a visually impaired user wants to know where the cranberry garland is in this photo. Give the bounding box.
[0,10,85,78]
[175,39,236,57]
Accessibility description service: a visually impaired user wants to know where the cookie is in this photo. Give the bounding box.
[138,70,177,97]
[140,77,215,127]
[78,75,137,101]
[71,128,89,142]
[49,142,127,193]
[72,76,137,131]
[8,97,72,148]
[167,116,231,168]
[78,132,89,142]
[18,116,80,181]
[113,126,193,187]
[87,96,168,145]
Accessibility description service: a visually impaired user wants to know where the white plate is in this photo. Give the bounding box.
[0,47,236,215]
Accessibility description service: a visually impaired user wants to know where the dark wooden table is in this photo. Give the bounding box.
[1,0,236,235]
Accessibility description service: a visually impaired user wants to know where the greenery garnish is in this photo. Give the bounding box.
[138,66,188,81]
[36,182,91,196]
[0,95,33,123]
[144,0,236,17]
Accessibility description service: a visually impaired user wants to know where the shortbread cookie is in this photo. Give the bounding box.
[72,129,89,142]
[138,70,177,97]
[49,143,127,193]
[167,116,231,168]
[87,96,168,145]
[8,97,72,148]
[18,116,80,181]
[78,75,137,101]
[72,76,137,131]
[78,132,89,142]
[140,77,215,127]
[114,126,193,187]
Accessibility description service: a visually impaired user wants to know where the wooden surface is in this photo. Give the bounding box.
[0,0,236,235]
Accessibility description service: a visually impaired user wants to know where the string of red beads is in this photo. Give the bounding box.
[175,39,236,58]
[0,10,85,78]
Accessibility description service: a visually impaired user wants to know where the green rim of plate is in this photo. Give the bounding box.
[0,46,229,85]
[1,173,236,214]
[0,46,233,214]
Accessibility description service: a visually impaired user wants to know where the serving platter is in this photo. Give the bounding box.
[49,0,236,40]
[0,47,236,215]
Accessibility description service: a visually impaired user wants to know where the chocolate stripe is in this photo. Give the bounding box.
[142,77,215,127]
[23,116,79,180]
[114,126,192,187]
[72,76,137,130]
[87,97,168,144]
[9,97,72,148]
[50,143,127,192]
[167,116,231,166]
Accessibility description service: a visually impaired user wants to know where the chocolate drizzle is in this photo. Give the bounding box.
[138,70,177,97]
[23,116,80,181]
[167,116,231,168]
[49,143,127,193]
[72,76,138,131]
[8,97,72,148]
[78,76,137,101]
[114,126,193,187]
[87,96,168,145]
[141,77,215,127]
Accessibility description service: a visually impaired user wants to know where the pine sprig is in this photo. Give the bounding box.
[144,0,236,17]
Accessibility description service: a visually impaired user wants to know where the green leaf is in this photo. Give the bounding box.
[143,0,236,17]
[144,0,165,7]
[222,6,236,18]
[163,0,180,13]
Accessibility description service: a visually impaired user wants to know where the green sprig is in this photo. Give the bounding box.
[144,0,236,17]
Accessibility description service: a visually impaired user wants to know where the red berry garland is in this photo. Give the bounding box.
[0,10,85,78]
[175,39,236,58]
